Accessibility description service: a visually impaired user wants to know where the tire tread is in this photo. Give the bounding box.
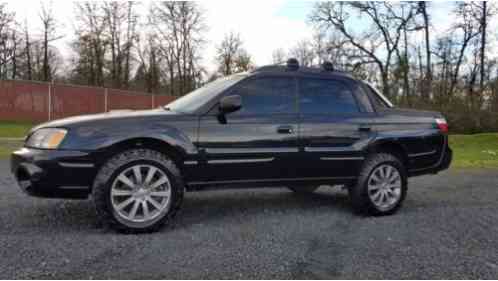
[92,149,184,233]
[349,153,407,216]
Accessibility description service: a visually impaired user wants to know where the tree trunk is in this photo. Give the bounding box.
[420,1,432,99]
[450,33,473,100]
[43,28,49,81]
[381,67,390,99]
[402,25,410,106]
[25,28,32,81]
[479,2,487,95]
[11,31,16,79]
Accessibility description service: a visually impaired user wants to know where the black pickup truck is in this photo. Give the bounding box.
[11,59,452,232]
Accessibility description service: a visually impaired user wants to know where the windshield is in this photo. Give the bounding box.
[165,74,247,113]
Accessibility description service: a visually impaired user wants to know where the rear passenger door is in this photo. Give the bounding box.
[297,77,374,178]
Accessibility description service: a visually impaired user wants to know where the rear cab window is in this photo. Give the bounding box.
[298,77,359,115]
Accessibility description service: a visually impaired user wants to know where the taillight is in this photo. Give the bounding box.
[435,118,448,133]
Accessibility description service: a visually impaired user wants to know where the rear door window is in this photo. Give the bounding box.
[298,78,359,115]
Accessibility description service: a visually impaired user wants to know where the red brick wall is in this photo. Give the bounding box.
[0,80,177,123]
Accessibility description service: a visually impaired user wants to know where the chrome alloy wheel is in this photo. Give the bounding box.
[367,164,402,211]
[111,164,171,224]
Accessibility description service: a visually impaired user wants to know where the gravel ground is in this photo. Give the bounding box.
[1,160,497,279]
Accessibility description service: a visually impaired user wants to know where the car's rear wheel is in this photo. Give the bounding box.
[348,153,407,216]
[92,149,184,233]
[287,185,319,194]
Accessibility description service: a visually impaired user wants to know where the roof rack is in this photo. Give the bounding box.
[252,58,300,73]
[322,61,334,71]
[251,59,354,79]
[286,58,299,71]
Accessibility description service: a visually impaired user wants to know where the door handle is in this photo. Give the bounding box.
[359,125,371,132]
[277,125,294,134]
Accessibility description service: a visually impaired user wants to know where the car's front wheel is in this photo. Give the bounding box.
[348,153,407,216]
[92,149,184,233]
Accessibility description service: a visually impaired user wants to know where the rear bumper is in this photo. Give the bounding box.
[10,148,97,199]
[409,146,452,177]
[438,146,452,171]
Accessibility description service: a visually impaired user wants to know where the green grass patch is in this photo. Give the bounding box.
[0,121,34,138]
[0,121,34,159]
[0,139,23,159]
[449,133,498,168]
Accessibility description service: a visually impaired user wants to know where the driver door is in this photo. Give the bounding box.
[196,75,299,183]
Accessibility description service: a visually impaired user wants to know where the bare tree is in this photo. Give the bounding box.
[39,1,63,81]
[479,1,486,95]
[233,48,253,72]
[135,35,161,93]
[310,2,417,98]
[0,3,15,79]
[312,32,355,71]
[0,3,13,40]
[416,1,433,100]
[447,3,481,100]
[103,2,123,87]
[71,2,107,86]
[473,2,497,95]
[150,1,206,96]
[23,19,33,80]
[102,1,139,89]
[289,40,315,67]
[214,32,252,75]
[432,36,454,105]
[394,3,421,106]
[311,31,327,65]
[271,48,286,64]
[215,32,242,76]
[10,28,18,79]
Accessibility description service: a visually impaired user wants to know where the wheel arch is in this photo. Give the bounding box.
[95,137,187,170]
[365,139,410,169]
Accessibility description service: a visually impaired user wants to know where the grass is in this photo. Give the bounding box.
[0,139,23,159]
[0,121,34,138]
[0,121,496,168]
[449,133,498,169]
[0,121,33,159]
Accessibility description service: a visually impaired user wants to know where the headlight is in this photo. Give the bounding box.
[26,128,67,149]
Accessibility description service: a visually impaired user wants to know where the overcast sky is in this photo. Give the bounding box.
[6,0,315,73]
[6,1,490,74]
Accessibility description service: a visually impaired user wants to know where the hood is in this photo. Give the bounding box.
[31,108,181,132]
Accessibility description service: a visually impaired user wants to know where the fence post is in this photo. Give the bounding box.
[151,94,155,109]
[104,88,108,112]
[48,82,52,121]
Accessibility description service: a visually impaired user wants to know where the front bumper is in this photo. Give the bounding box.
[11,147,97,199]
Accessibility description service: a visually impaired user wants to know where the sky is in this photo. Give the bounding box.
[5,0,488,75]
[6,0,315,73]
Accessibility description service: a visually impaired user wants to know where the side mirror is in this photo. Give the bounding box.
[219,95,242,115]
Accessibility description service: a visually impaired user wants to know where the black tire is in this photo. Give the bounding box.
[348,153,407,216]
[92,149,184,233]
[287,185,319,194]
